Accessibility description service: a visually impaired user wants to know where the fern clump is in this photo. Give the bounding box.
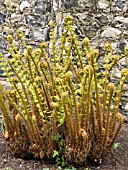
[0,16,127,166]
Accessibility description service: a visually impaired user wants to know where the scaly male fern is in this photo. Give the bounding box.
[0,16,127,165]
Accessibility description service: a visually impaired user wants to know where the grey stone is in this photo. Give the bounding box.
[95,14,109,25]
[115,16,128,24]
[10,13,22,24]
[35,0,52,14]
[78,0,94,8]
[0,0,4,5]
[119,40,126,53]
[124,102,128,112]
[118,55,128,67]
[33,30,44,41]
[64,0,78,9]
[55,12,63,26]
[52,0,59,11]
[4,0,17,9]
[2,25,14,35]
[116,0,126,10]
[124,92,128,99]
[0,12,6,24]
[121,97,128,103]
[122,84,128,91]
[123,31,128,38]
[0,39,7,52]
[110,68,121,79]
[0,26,2,33]
[20,1,30,12]
[26,14,44,27]
[0,81,11,90]
[101,27,122,38]
[97,0,110,9]
[123,115,128,123]
[111,42,118,51]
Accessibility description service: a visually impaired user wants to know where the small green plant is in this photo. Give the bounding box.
[0,16,127,166]
[53,133,66,167]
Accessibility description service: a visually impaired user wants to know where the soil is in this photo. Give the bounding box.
[0,120,128,170]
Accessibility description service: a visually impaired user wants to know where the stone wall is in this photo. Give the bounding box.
[0,0,128,113]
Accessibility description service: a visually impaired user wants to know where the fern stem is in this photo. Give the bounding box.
[111,113,123,146]
[68,80,80,137]
[104,83,114,145]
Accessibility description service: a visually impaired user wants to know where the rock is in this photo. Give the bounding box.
[122,84,128,91]
[110,68,121,79]
[119,40,126,53]
[26,14,43,27]
[115,16,128,25]
[0,0,4,5]
[111,42,118,51]
[55,12,63,25]
[121,60,128,67]
[0,12,6,24]
[74,12,88,20]
[124,92,128,99]
[95,14,109,25]
[0,39,7,52]
[116,0,126,10]
[124,102,128,112]
[35,0,51,14]
[11,13,22,24]
[123,115,128,123]
[4,0,17,9]
[101,27,122,38]
[33,30,44,41]
[0,25,2,33]
[123,2,128,16]
[2,26,14,35]
[97,0,110,9]
[46,1,52,13]
[52,0,58,11]
[0,81,10,90]
[20,1,30,12]
[118,56,128,68]
[124,31,128,38]
[64,0,78,9]
[78,0,94,8]
[122,96,128,103]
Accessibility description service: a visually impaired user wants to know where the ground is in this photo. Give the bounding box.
[0,120,128,170]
